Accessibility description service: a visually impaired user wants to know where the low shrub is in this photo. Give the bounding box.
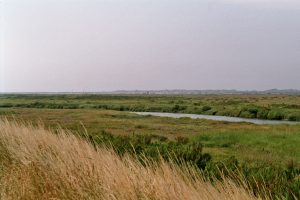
[287,113,300,121]
[171,104,187,112]
[202,105,212,112]
[267,110,285,120]
[205,157,300,200]
[93,132,212,169]
[0,103,13,108]
[257,109,270,119]
[239,111,256,118]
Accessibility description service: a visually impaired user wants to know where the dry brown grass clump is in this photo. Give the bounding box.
[0,119,258,200]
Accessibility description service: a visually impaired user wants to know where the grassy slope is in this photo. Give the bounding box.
[0,120,256,200]
[1,108,300,166]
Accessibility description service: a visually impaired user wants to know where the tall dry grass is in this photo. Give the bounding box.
[0,119,258,200]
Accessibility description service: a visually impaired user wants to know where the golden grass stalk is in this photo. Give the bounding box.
[0,119,258,200]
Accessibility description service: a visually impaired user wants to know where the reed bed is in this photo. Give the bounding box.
[0,119,258,200]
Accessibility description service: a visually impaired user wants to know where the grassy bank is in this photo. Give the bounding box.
[0,120,256,200]
[1,94,300,121]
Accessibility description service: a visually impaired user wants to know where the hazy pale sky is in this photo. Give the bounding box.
[1,0,300,92]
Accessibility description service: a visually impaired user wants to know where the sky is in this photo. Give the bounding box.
[1,0,300,92]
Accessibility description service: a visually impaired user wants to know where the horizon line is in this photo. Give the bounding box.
[1,88,300,94]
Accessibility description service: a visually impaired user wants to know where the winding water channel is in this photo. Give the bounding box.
[133,112,300,125]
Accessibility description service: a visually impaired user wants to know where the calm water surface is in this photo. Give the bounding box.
[133,112,300,125]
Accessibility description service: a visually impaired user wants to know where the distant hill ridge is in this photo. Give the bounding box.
[112,89,300,95]
[1,89,300,95]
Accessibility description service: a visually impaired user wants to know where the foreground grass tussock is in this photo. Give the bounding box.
[0,119,257,200]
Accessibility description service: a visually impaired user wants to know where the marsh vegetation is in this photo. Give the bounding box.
[1,94,300,121]
[0,94,300,199]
